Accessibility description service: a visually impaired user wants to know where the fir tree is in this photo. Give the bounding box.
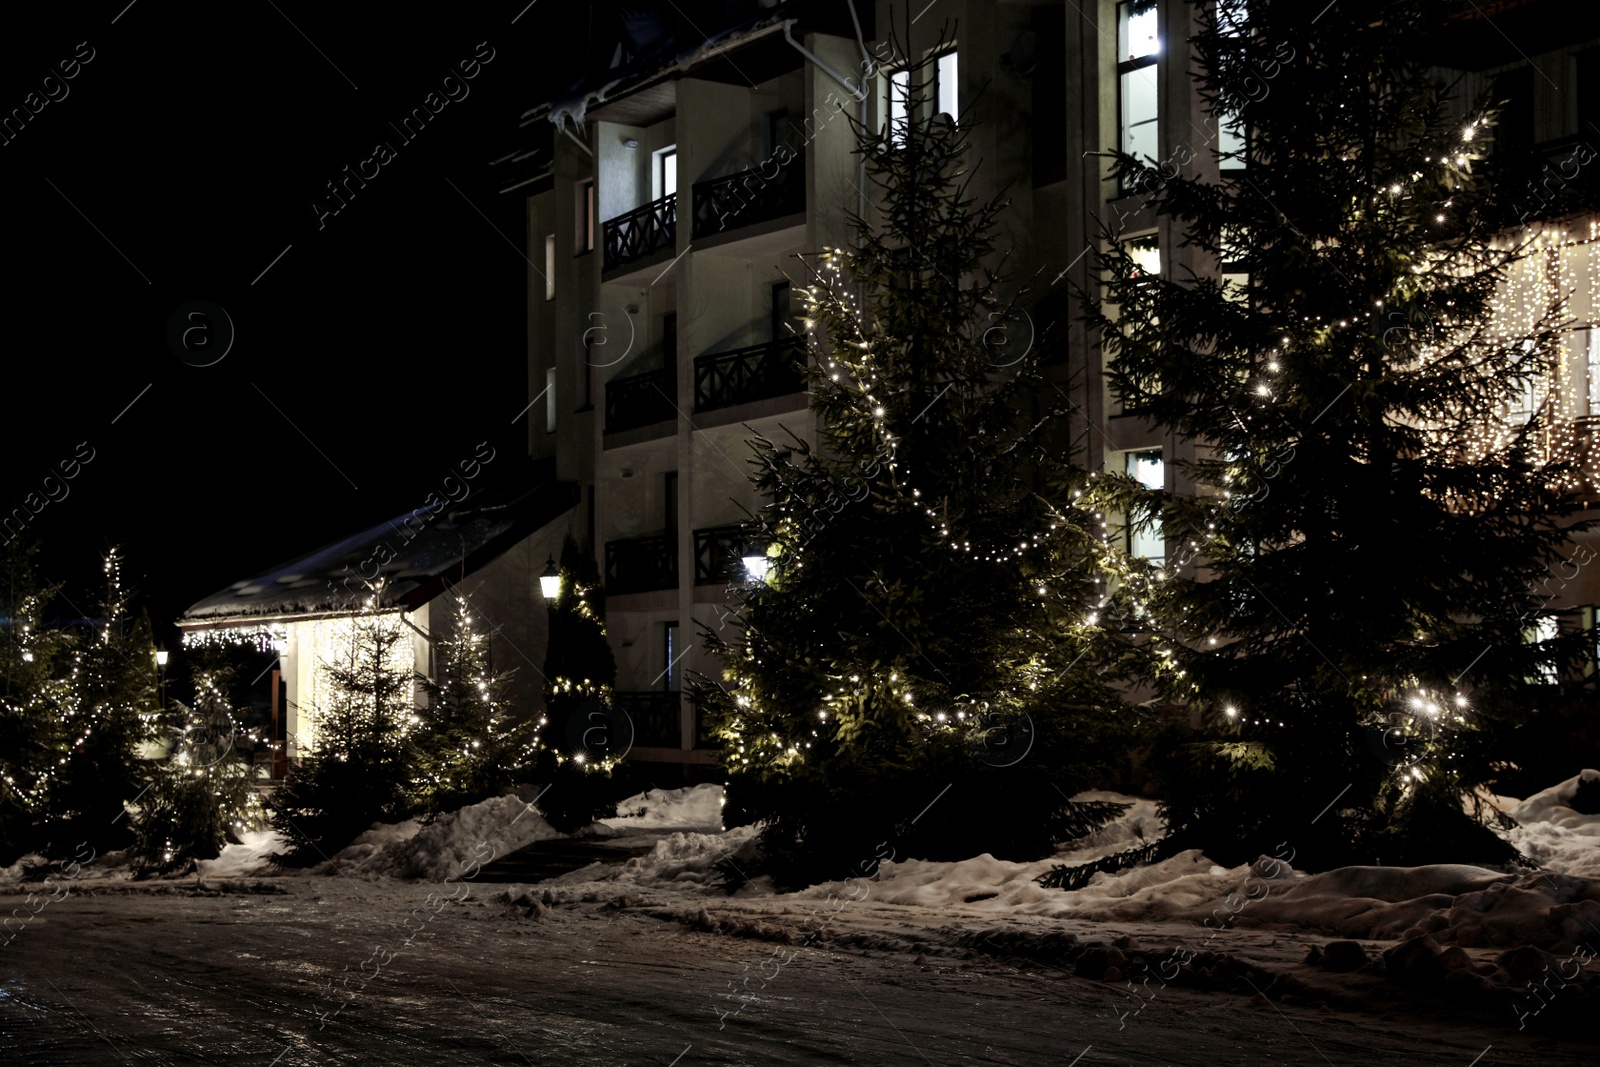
[51,547,157,857]
[694,30,1135,885]
[536,534,623,832]
[0,539,77,863]
[413,591,535,813]
[132,663,262,875]
[271,583,414,864]
[1087,0,1589,867]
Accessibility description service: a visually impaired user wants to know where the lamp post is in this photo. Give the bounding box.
[155,648,169,709]
[540,557,562,600]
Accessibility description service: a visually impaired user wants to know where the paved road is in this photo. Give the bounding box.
[0,878,1581,1065]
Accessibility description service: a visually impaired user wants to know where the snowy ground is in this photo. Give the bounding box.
[2,776,1596,1064]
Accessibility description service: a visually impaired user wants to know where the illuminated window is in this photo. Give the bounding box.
[886,49,959,145]
[1118,1,1159,175]
[1584,327,1600,417]
[1126,449,1165,562]
[1216,1,1247,168]
[655,146,677,199]
[1127,233,1161,278]
[1524,614,1559,684]
[575,179,595,253]
[544,234,556,301]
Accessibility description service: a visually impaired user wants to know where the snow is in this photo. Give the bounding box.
[325,794,562,881]
[1502,769,1600,878]
[600,783,725,832]
[196,829,285,879]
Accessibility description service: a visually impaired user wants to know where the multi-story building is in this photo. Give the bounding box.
[502,0,1600,780]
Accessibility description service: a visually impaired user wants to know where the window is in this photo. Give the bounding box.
[1117,1,1159,179]
[663,621,681,692]
[1508,339,1546,425]
[1125,449,1165,563]
[1524,614,1559,684]
[1583,327,1600,418]
[545,367,558,434]
[770,281,795,341]
[885,48,959,145]
[1127,233,1160,278]
[655,146,677,199]
[544,234,556,301]
[580,337,595,409]
[575,179,595,253]
[661,312,678,372]
[1216,0,1247,168]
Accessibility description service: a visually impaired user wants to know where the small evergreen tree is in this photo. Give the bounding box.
[1087,0,1588,867]
[132,663,262,875]
[694,29,1135,885]
[536,534,622,831]
[271,584,414,864]
[413,591,535,813]
[50,547,157,857]
[0,539,77,863]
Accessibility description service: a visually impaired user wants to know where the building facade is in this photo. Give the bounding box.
[508,0,1600,777]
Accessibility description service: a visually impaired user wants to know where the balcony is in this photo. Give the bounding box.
[603,193,677,273]
[611,690,682,749]
[691,153,805,240]
[694,337,805,412]
[694,523,762,585]
[605,533,677,594]
[605,368,675,433]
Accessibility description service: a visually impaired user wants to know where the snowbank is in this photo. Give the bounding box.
[197,830,285,880]
[1503,769,1600,879]
[327,794,562,881]
[600,783,725,832]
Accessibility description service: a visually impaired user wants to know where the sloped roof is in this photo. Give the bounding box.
[180,459,578,627]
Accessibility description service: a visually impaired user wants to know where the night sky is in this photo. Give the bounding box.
[1,2,588,642]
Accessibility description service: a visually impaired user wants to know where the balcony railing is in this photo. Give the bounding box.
[693,523,761,585]
[603,192,677,272]
[612,690,682,748]
[605,533,677,594]
[605,368,675,433]
[691,153,805,239]
[694,337,805,412]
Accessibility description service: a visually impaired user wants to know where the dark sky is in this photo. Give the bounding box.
[1,2,587,641]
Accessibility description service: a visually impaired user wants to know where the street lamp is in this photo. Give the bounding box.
[539,557,562,600]
[155,648,169,708]
[742,553,770,583]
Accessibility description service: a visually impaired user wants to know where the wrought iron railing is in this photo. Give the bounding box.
[603,192,677,272]
[693,523,762,585]
[604,533,678,594]
[691,153,805,239]
[694,337,805,412]
[605,368,675,433]
[611,690,682,748]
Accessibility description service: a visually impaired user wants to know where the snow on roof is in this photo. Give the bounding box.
[179,463,578,627]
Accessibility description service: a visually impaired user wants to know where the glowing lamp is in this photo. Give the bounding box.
[156,649,169,667]
[539,557,562,600]
[742,554,770,582]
